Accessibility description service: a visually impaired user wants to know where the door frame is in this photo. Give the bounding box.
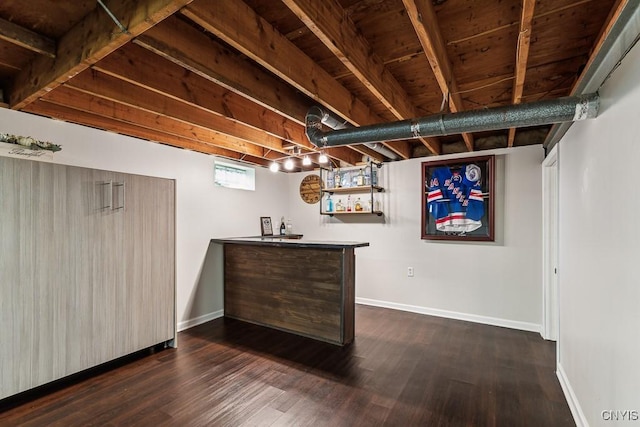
[541,144,559,342]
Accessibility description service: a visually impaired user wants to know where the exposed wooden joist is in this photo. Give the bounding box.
[508,0,536,147]
[446,0,595,46]
[9,0,194,109]
[94,44,290,151]
[67,68,276,155]
[281,0,440,155]
[23,100,250,161]
[281,0,415,122]
[92,45,365,165]
[402,0,474,152]
[0,17,55,57]
[134,15,311,125]
[182,0,412,160]
[70,69,362,168]
[45,85,271,158]
[132,17,362,165]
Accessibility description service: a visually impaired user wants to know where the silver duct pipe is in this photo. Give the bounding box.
[306,106,400,160]
[365,142,399,160]
[306,93,599,149]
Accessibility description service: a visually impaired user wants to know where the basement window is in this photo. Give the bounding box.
[214,160,255,191]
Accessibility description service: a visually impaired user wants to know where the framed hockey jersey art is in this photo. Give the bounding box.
[421,155,495,241]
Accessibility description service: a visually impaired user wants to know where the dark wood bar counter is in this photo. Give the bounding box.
[210,238,369,346]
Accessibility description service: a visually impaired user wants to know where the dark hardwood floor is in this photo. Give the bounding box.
[0,305,574,426]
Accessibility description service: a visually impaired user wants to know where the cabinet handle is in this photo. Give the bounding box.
[113,182,125,211]
[100,181,112,210]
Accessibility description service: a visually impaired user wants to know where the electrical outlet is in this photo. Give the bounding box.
[407,267,414,277]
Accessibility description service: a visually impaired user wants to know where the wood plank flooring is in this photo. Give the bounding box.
[0,305,574,426]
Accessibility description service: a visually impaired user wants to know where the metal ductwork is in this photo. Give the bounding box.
[306,106,400,160]
[306,93,599,151]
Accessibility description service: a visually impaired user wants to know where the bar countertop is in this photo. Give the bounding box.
[211,237,369,249]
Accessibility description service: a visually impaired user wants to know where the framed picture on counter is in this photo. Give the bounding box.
[260,216,273,236]
[422,155,495,241]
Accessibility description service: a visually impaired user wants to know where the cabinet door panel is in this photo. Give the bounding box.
[30,161,66,386]
[122,174,175,352]
[0,157,35,398]
[90,170,124,365]
[59,166,101,376]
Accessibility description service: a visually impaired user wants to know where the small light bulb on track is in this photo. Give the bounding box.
[284,158,294,170]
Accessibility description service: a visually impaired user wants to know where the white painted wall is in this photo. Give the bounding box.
[1,103,546,338]
[0,108,289,330]
[288,145,545,331]
[555,41,640,426]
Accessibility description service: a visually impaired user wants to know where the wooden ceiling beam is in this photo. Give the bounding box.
[446,0,595,46]
[182,0,412,160]
[70,67,363,167]
[67,68,282,153]
[282,0,417,121]
[9,0,194,110]
[44,85,270,158]
[93,44,293,151]
[182,0,366,126]
[134,15,311,125]
[508,0,536,147]
[281,0,440,156]
[99,45,362,166]
[134,23,360,164]
[0,17,55,57]
[131,17,362,166]
[23,100,245,160]
[402,0,474,152]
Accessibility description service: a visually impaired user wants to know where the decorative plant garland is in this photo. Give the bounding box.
[0,133,62,152]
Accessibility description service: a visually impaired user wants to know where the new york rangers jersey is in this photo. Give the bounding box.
[426,164,484,233]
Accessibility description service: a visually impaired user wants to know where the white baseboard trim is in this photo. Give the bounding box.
[556,362,587,427]
[178,309,224,332]
[355,297,541,333]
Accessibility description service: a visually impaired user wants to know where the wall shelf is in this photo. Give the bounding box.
[319,160,385,217]
[323,185,384,194]
[321,210,384,216]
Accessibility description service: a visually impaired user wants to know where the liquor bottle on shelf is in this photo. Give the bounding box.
[364,166,371,185]
[346,195,352,212]
[356,168,365,186]
[326,194,333,213]
[327,169,335,189]
[279,217,286,235]
[334,168,341,188]
[354,197,363,211]
[336,199,344,212]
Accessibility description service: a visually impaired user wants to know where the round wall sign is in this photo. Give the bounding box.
[299,174,322,204]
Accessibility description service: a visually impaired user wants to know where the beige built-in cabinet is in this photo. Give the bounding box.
[0,156,175,400]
